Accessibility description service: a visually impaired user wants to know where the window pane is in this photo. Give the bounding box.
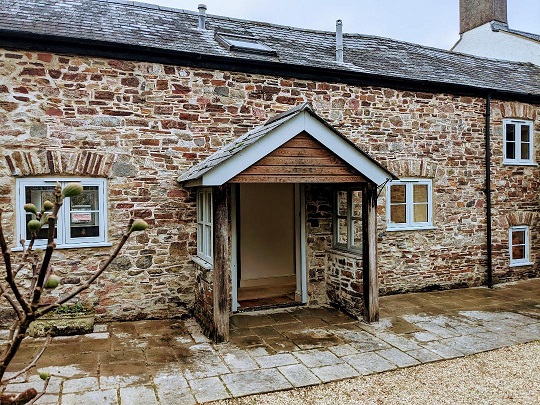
[506,124,515,141]
[512,245,525,260]
[26,186,55,211]
[413,203,428,223]
[390,185,406,203]
[337,191,347,216]
[70,187,98,210]
[337,218,347,245]
[390,205,406,223]
[69,186,100,239]
[197,192,203,222]
[520,125,530,143]
[70,212,100,238]
[512,230,525,245]
[506,141,516,160]
[25,186,56,240]
[352,219,362,248]
[205,193,212,223]
[352,190,362,218]
[521,142,530,160]
[413,184,428,203]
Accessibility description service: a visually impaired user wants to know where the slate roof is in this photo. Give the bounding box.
[177,103,396,184]
[1,0,540,98]
[491,21,540,43]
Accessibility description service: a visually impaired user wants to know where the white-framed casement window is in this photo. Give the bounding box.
[509,225,532,267]
[503,119,535,165]
[333,189,362,252]
[386,179,433,231]
[196,188,213,264]
[16,178,108,249]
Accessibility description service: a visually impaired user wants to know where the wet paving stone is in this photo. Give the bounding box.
[255,353,298,368]
[3,279,539,403]
[376,348,421,367]
[221,368,292,397]
[343,351,397,375]
[293,348,343,368]
[189,376,230,402]
[310,363,359,382]
[278,364,321,387]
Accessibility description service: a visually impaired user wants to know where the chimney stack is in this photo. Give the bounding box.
[198,4,207,30]
[459,0,507,34]
[336,20,343,63]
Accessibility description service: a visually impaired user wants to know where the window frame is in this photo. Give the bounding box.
[15,177,109,250]
[509,225,533,267]
[333,188,362,252]
[196,188,213,264]
[503,119,535,165]
[386,179,434,231]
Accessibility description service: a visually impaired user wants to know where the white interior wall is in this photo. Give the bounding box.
[239,183,295,286]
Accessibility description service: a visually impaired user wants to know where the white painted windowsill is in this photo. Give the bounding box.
[502,161,538,167]
[509,261,534,268]
[386,226,437,232]
[11,242,113,252]
[192,256,213,270]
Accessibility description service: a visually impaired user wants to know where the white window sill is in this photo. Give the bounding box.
[502,161,538,167]
[386,225,437,232]
[192,256,213,270]
[509,261,534,268]
[11,242,112,252]
[329,248,362,259]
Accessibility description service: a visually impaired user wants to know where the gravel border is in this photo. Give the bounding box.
[213,341,540,405]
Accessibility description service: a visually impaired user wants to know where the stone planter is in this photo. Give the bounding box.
[28,312,95,337]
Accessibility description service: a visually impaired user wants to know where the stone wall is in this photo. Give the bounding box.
[490,101,540,282]
[0,48,538,321]
[326,252,364,318]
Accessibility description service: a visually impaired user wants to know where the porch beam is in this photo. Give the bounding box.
[213,185,231,342]
[362,182,379,322]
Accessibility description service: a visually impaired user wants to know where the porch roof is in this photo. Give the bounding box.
[177,103,397,187]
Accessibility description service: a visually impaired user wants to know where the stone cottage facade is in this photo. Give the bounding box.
[0,0,539,340]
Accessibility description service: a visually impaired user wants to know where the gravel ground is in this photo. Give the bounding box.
[213,341,540,405]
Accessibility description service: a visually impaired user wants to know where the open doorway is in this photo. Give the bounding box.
[233,183,304,310]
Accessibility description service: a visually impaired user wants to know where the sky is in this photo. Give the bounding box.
[135,0,540,49]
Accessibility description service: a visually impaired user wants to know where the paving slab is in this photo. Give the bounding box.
[119,385,158,405]
[61,389,119,405]
[62,376,99,393]
[310,363,359,382]
[405,348,444,363]
[343,352,397,375]
[255,353,298,368]
[277,364,321,387]
[189,376,230,402]
[221,368,292,397]
[293,348,343,368]
[219,348,259,372]
[376,348,421,367]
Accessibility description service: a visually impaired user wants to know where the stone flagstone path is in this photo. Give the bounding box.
[1,278,539,404]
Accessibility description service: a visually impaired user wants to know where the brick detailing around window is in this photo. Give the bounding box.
[506,211,537,227]
[385,159,438,178]
[4,150,114,177]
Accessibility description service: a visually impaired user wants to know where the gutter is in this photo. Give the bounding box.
[485,93,493,288]
[1,30,540,104]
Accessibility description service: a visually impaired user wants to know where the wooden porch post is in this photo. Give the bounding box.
[362,182,379,322]
[213,185,230,342]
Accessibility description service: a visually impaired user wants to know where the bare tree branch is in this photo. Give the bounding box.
[1,336,52,384]
[0,210,31,315]
[38,219,135,317]
[0,282,23,320]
